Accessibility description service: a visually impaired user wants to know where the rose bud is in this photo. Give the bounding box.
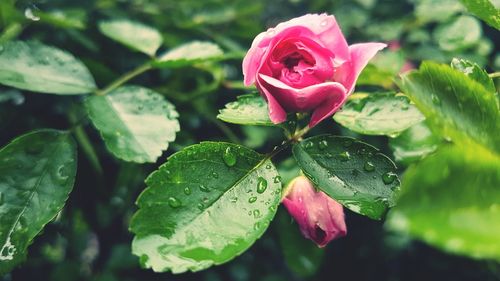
[282,176,347,247]
[243,13,386,127]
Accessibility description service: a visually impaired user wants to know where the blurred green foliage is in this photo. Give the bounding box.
[0,0,499,280]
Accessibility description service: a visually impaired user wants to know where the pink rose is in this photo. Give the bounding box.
[242,13,386,127]
[282,176,347,247]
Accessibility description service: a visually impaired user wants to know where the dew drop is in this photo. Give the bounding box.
[253,222,261,230]
[248,196,257,203]
[304,141,314,149]
[338,151,351,161]
[431,94,441,105]
[318,140,328,150]
[265,164,272,169]
[256,177,268,194]
[211,171,219,179]
[273,176,282,184]
[197,203,204,210]
[230,197,238,203]
[222,147,237,167]
[183,187,192,195]
[269,206,277,212]
[199,184,210,192]
[320,19,329,26]
[364,161,375,172]
[168,197,181,208]
[253,209,261,219]
[382,172,397,185]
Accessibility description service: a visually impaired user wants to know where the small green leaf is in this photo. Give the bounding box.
[433,15,482,51]
[451,58,496,94]
[334,92,425,136]
[398,61,500,154]
[389,121,440,164]
[386,144,500,261]
[217,93,273,126]
[38,9,87,30]
[98,19,163,56]
[153,41,224,68]
[276,209,324,278]
[459,0,500,30]
[0,129,77,274]
[130,142,281,273]
[293,135,400,220]
[85,86,179,163]
[0,41,96,94]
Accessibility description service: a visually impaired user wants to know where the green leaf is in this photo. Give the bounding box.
[398,61,500,154]
[0,41,96,94]
[0,129,77,274]
[217,93,273,126]
[153,41,224,68]
[433,15,482,51]
[276,209,324,278]
[292,135,400,220]
[85,86,179,163]
[38,9,87,30]
[415,0,464,23]
[130,142,282,273]
[98,19,163,56]
[334,92,425,137]
[459,0,500,30]
[389,121,439,164]
[451,58,497,94]
[386,144,500,261]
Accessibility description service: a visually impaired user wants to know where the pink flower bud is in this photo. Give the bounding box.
[282,176,347,247]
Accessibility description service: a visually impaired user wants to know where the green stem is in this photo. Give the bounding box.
[67,109,103,175]
[95,62,152,96]
[489,72,500,78]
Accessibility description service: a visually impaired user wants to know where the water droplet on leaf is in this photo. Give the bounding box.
[382,172,397,184]
[256,177,268,194]
[222,147,237,167]
[318,140,328,150]
[183,187,192,195]
[168,197,181,208]
[199,184,210,192]
[248,196,257,203]
[364,161,375,172]
[338,151,351,161]
[431,94,441,105]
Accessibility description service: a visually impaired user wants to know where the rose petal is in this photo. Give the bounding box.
[256,82,287,124]
[344,42,387,92]
[259,74,346,113]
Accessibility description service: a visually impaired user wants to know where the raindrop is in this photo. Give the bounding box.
[431,94,441,105]
[24,7,40,21]
[196,203,204,210]
[338,151,351,161]
[183,187,192,195]
[364,161,375,172]
[168,197,181,208]
[253,209,261,219]
[57,165,70,181]
[320,19,329,27]
[222,147,237,167]
[211,171,219,179]
[256,177,268,194]
[199,184,210,192]
[265,164,272,169]
[273,176,281,184]
[304,141,314,149]
[269,206,276,212]
[382,172,397,185]
[230,197,238,203]
[253,222,261,230]
[318,140,328,150]
[248,196,257,203]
